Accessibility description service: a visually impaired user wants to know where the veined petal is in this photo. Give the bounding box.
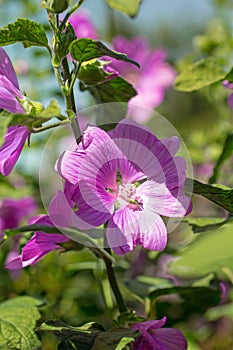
[132,317,167,334]
[0,126,29,176]
[0,76,24,113]
[136,210,167,251]
[0,48,19,89]
[137,180,190,217]
[106,207,139,255]
[153,328,188,350]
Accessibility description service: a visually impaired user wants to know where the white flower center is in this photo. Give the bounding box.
[118,183,136,201]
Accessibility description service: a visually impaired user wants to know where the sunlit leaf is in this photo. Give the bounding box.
[0,296,42,350]
[104,0,141,17]
[175,57,228,91]
[69,38,140,67]
[0,18,48,48]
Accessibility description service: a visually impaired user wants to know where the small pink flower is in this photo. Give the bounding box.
[0,48,29,176]
[55,119,191,254]
[131,317,187,350]
[68,9,99,40]
[223,80,233,109]
[0,196,37,238]
[6,215,69,270]
[109,36,176,123]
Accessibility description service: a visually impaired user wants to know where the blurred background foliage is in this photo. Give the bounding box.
[0,0,233,349]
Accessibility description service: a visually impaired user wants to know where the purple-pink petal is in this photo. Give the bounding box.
[68,10,99,40]
[0,126,29,176]
[0,48,19,89]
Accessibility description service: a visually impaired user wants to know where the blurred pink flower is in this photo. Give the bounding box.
[6,214,69,270]
[55,119,191,255]
[0,196,37,238]
[132,317,187,350]
[109,36,176,123]
[223,80,233,109]
[68,9,99,40]
[0,48,29,176]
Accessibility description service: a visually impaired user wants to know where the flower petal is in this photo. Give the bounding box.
[153,328,188,350]
[0,48,19,89]
[0,126,29,176]
[106,207,139,255]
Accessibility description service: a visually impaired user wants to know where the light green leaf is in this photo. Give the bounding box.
[69,38,140,67]
[0,114,10,148]
[0,296,42,350]
[169,221,233,278]
[186,178,233,213]
[0,18,48,48]
[175,57,228,92]
[209,133,233,184]
[104,0,141,17]
[115,337,135,350]
[185,217,228,233]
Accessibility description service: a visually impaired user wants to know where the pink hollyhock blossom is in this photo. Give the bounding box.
[0,196,37,238]
[56,119,191,255]
[223,80,233,109]
[6,215,69,270]
[0,48,29,176]
[69,9,99,40]
[131,317,187,350]
[108,36,176,123]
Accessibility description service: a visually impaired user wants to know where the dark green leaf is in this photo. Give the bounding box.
[149,284,221,325]
[41,0,71,13]
[104,0,141,17]
[0,296,42,349]
[186,178,233,213]
[38,320,135,350]
[86,77,137,104]
[69,38,140,67]
[168,221,233,278]
[0,18,48,48]
[78,60,113,85]
[209,133,233,184]
[175,57,228,92]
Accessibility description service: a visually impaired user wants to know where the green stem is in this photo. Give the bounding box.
[59,0,85,32]
[32,119,70,133]
[103,248,127,314]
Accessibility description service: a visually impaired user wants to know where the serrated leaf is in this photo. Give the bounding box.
[209,133,233,184]
[186,178,233,213]
[104,0,141,17]
[69,38,140,67]
[168,221,233,278]
[0,18,48,48]
[175,57,228,92]
[0,296,42,350]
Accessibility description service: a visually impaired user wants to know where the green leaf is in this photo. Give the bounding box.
[0,296,42,349]
[175,57,228,92]
[148,284,221,325]
[69,38,140,67]
[168,221,233,278]
[185,217,228,233]
[186,178,233,213]
[209,133,233,184]
[78,60,113,85]
[38,320,135,350]
[104,0,141,17]
[85,77,137,104]
[205,303,233,321]
[0,18,48,48]
[0,100,65,143]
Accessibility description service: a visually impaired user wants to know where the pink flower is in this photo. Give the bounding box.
[56,119,191,255]
[223,80,233,109]
[109,36,176,123]
[68,9,99,40]
[0,48,29,176]
[6,215,69,270]
[131,317,187,350]
[0,196,37,238]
